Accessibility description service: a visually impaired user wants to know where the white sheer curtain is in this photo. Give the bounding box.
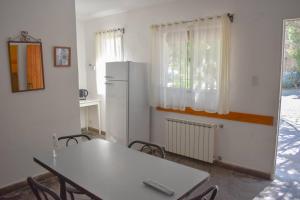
[95,30,124,95]
[151,23,190,110]
[151,15,230,114]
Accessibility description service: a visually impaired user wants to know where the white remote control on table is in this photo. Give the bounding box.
[143,179,175,196]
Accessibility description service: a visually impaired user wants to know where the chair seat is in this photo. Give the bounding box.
[0,193,22,200]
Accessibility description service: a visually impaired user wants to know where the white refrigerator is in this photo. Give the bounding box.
[105,61,150,146]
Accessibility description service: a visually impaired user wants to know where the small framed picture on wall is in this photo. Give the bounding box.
[54,47,71,67]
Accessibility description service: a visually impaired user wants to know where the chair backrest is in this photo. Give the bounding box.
[27,177,61,200]
[58,134,91,147]
[189,185,219,200]
[128,140,166,158]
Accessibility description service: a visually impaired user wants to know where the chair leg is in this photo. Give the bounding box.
[68,192,75,200]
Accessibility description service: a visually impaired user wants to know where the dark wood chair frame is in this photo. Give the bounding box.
[189,185,219,200]
[27,177,61,200]
[128,140,166,158]
[57,134,92,200]
[58,134,91,147]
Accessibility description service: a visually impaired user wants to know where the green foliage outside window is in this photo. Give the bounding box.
[283,20,300,88]
[286,21,300,72]
[166,30,218,90]
[166,32,191,89]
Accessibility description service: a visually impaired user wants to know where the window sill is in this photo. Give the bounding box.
[156,107,274,126]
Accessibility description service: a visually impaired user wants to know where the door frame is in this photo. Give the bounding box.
[271,17,300,179]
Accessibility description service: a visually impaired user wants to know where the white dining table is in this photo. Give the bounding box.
[34,139,209,200]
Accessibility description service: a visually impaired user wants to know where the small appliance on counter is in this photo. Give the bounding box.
[79,89,88,100]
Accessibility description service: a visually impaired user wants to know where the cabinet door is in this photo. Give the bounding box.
[106,81,128,145]
[106,62,128,81]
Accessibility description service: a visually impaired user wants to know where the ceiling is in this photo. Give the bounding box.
[75,0,177,20]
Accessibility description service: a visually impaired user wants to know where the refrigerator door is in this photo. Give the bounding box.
[105,62,129,81]
[106,80,128,145]
[128,62,150,143]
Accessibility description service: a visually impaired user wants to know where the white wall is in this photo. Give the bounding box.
[76,20,87,90]
[0,0,80,188]
[76,20,89,129]
[81,0,300,174]
[76,20,102,130]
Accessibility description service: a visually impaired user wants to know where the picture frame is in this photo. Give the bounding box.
[54,46,71,67]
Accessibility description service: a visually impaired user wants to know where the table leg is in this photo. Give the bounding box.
[86,107,89,132]
[97,103,101,135]
[59,177,67,200]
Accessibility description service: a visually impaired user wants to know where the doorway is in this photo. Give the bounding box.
[275,18,300,197]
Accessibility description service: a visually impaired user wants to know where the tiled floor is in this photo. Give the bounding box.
[264,89,300,200]
[2,129,300,200]
[0,151,272,200]
[1,146,299,200]
[2,92,300,200]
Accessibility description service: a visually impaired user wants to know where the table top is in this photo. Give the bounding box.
[34,139,209,200]
[79,99,100,107]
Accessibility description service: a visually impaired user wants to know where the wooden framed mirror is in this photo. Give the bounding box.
[8,31,45,92]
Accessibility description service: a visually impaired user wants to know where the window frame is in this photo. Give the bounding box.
[165,30,194,91]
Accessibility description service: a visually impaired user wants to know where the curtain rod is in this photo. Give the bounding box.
[96,28,125,34]
[151,13,234,28]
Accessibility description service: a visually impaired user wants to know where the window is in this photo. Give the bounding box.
[95,29,124,95]
[150,15,230,114]
[165,31,190,89]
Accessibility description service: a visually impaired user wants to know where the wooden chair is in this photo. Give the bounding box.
[58,134,91,147]
[128,140,166,158]
[189,185,219,200]
[57,134,91,200]
[27,177,61,200]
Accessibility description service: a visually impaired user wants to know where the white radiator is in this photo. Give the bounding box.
[165,118,216,163]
